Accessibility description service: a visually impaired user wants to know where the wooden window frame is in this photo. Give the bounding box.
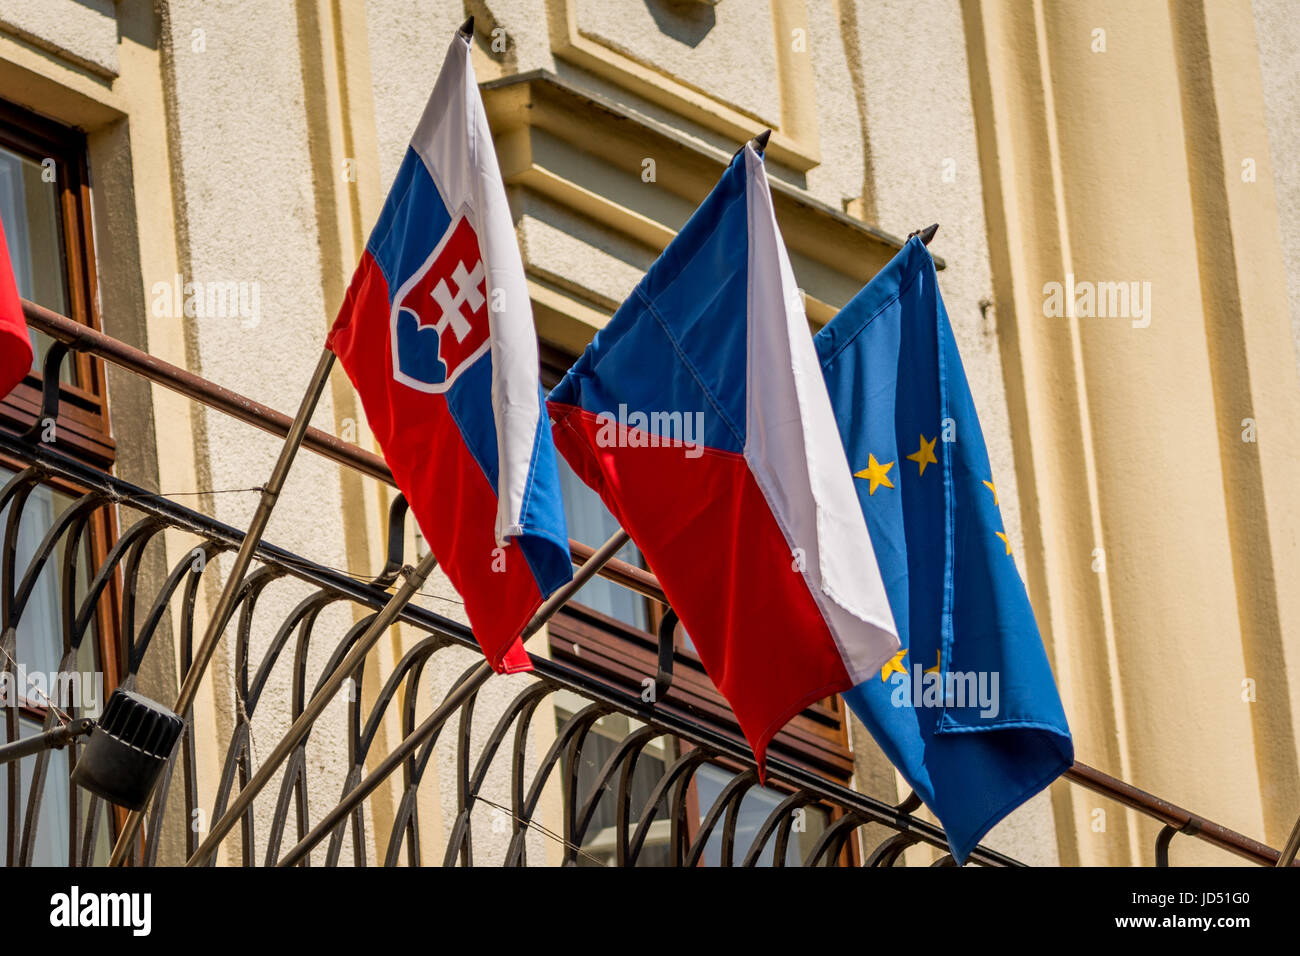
[0,98,114,467]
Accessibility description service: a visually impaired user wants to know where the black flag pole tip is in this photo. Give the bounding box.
[907,223,940,246]
[750,129,772,153]
[459,16,474,40]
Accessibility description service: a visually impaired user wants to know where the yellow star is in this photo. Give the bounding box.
[995,531,1012,555]
[854,454,895,495]
[906,434,938,477]
[925,649,941,675]
[983,480,999,505]
[881,648,908,681]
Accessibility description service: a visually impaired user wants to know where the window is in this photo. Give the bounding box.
[0,100,117,866]
[0,99,112,467]
[0,144,68,377]
[542,345,858,864]
[556,455,651,630]
[689,763,830,866]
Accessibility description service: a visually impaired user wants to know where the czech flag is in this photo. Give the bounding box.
[327,28,571,673]
[815,236,1073,862]
[0,218,32,399]
[548,144,899,770]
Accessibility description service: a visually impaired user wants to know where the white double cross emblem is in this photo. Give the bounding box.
[430,259,485,342]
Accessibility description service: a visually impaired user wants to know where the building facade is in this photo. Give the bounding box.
[0,0,1297,867]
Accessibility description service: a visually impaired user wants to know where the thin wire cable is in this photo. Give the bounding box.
[473,795,609,867]
[111,485,266,504]
[0,642,72,726]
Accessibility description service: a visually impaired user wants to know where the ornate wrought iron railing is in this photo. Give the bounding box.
[1,299,1290,867]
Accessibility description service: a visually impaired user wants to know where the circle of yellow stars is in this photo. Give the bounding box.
[852,431,1016,680]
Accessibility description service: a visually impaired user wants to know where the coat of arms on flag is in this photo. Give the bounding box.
[392,211,492,392]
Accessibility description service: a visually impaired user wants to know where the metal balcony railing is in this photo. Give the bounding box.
[1,298,1292,867]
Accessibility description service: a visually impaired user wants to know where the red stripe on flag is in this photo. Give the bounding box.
[0,220,32,399]
[548,402,852,773]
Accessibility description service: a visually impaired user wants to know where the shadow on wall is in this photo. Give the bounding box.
[644,0,716,47]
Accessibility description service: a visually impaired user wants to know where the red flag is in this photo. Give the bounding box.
[0,219,32,399]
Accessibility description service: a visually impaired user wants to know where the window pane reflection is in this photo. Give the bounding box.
[0,466,80,681]
[693,763,831,866]
[556,456,649,630]
[0,144,69,382]
[554,700,672,867]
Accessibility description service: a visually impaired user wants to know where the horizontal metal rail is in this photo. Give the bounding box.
[18,298,1290,867]
[21,300,654,593]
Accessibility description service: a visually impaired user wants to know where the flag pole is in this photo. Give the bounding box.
[1279,808,1300,867]
[184,527,630,867]
[107,347,337,866]
[274,529,632,868]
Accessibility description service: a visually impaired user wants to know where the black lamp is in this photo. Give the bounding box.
[0,687,183,812]
[70,689,183,811]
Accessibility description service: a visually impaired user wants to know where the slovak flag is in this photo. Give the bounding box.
[327,27,571,673]
[549,144,900,770]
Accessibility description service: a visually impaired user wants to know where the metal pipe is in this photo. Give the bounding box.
[0,718,94,765]
[23,300,389,485]
[270,529,631,867]
[1276,809,1300,868]
[1064,760,1284,866]
[107,347,337,867]
[184,546,441,866]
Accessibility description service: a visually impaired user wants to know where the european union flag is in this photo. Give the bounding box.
[815,237,1073,863]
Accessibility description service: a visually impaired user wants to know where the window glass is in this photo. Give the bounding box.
[692,763,831,866]
[556,455,649,630]
[0,714,69,865]
[553,702,672,866]
[0,144,70,382]
[0,467,109,865]
[553,697,835,867]
[0,713,112,866]
[0,466,79,680]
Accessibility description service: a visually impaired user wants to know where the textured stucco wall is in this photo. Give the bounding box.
[0,0,119,77]
[958,0,1300,864]
[155,0,364,864]
[575,0,782,124]
[1252,0,1300,375]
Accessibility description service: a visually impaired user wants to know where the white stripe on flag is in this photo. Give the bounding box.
[740,146,899,684]
[409,35,542,544]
